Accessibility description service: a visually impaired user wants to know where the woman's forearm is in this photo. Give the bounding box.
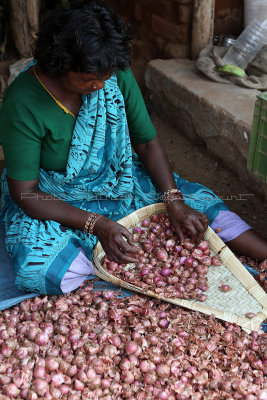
[9,184,90,231]
[133,135,178,194]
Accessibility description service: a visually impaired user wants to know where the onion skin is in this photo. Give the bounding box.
[245,313,256,319]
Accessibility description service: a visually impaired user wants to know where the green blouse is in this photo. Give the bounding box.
[0,68,156,181]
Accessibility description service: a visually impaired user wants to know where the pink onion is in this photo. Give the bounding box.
[220,284,232,292]
[184,256,194,268]
[201,256,211,267]
[160,268,171,277]
[159,319,169,329]
[45,357,59,372]
[121,370,135,384]
[211,255,222,266]
[198,240,209,251]
[3,383,20,397]
[125,341,138,355]
[180,256,186,265]
[166,239,176,250]
[142,219,150,227]
[156,249,168,262]
[183,240,194,250]
[32,379,48,396]
[156,364,170,378]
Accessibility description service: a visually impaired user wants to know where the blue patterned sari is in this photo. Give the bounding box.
[0,73,228,295]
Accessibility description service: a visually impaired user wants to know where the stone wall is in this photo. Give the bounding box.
[105,0,244,62]
[105,0,193,62]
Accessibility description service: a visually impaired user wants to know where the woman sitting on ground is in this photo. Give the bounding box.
[0,1,266,295]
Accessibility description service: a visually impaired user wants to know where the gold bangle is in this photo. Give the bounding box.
[84,214,92,234]
[163,189,180,197]
[164,196,183,208]
[163,189,183,207]
[84,213,103,236]
[89,214,103,235]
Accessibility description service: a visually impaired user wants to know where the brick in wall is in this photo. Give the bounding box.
[173,0,193,4]
[152,14,190,44]
[134,3,142,22]
[178,5,192,24]
[152,0,175,22]
[164,42,190,58]
[152,35,167,52]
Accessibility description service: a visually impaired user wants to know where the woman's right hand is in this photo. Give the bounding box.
[94,217,139,264]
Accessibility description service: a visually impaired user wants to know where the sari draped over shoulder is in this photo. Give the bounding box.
[0,74,228,295]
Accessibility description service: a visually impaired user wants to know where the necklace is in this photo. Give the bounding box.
[33,65,76,118]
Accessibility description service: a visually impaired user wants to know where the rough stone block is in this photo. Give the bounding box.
[153,35,167,52]
[138,23,153,42]
[152,0,174,21]
[178,5,192,24]
[138,0,156,8]
[134,3,143,21]
[141,9,152,30]
[145,59,267,199]
[152,14,190,43]
[164,42,190,58]
[132,39,152,60]
[174,0,193,4]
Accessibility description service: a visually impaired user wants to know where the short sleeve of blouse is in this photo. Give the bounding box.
[116,68,156,144]
[0,98,45,181]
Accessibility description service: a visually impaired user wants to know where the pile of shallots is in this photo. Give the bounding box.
[0,284,266,399]
[103,213,222,300]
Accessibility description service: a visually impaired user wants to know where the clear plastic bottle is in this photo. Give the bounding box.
[222,19,267,70]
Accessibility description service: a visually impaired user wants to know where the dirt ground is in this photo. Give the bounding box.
[153,115,267,240]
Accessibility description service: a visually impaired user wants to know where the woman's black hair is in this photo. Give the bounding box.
[34,0,132,78]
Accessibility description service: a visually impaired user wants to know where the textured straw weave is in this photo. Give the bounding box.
[92,203,267,333]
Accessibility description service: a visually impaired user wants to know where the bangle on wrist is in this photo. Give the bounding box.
[84,212,103,235]
[163,189,184,208]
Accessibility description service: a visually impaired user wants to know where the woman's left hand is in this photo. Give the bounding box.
[166,200,209,243]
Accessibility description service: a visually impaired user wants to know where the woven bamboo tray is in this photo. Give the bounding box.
[92,203,267,333]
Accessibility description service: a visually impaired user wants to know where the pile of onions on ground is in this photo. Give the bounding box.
[0,284,266,400]
[0,285,266,400]
[103,213,223,301]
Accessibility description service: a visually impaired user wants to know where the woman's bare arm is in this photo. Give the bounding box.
[133,135,208,242]
[7,176,89,230]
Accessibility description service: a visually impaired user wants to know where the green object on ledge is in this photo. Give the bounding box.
[216,64,246,78]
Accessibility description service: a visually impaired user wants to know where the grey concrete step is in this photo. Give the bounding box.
[145,59,267,199]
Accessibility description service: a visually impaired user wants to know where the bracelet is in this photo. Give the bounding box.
[163,189,184,208]
[84,212,103,235]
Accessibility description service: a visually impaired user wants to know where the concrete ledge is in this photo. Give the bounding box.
[145,59,267,199]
